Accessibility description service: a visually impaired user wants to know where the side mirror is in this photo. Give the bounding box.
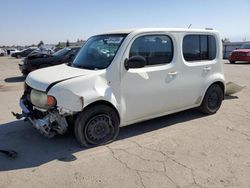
[124,56,146,70]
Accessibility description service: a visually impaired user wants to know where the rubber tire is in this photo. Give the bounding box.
[230,61,235,64]
[200,84,223,115]
[74,104,120,147]
[17,55,21,58]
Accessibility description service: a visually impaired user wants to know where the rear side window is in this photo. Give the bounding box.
[129,35,173,66]
[183,35,217,61]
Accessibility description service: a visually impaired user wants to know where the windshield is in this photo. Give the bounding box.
[72,34,127,69]
[53,48,70,56]
[240,44,250,49]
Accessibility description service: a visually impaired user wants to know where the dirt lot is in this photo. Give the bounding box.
[0,56,249,188]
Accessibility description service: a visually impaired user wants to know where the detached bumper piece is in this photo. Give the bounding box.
[13,98,68,138]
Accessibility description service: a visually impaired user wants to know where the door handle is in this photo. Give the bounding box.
[203,67,211,72]
[168,71,178,78]
[168,71,178,76]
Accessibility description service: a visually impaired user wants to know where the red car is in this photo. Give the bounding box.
[228,43,250,63]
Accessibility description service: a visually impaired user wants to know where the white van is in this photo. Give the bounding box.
[15,28,225,147]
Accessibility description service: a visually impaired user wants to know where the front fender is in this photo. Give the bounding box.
[48,73,120,114]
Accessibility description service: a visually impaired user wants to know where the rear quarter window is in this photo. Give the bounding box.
[183,34,217,62]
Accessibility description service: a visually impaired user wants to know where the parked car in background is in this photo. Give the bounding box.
[53,47,63,52]
[8,49,20,55]
[19,46,81,75]
[0,48,7,56]
[228,43,250,63]
[14,28,225,147]
[11,47,37,58]
[28,48,54,56]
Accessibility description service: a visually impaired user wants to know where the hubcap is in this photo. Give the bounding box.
[85,114,114,145]
[208,91,219,109]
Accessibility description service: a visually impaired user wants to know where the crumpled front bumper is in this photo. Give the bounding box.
[12,98,32,119]
[14,97,68,137]
[20,99,30,114]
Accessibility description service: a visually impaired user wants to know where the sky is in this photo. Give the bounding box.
[0,0,250,46]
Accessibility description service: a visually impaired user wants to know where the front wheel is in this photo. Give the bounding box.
[230,61,235,64]
[74,104,120,147]
[200,84,223,115]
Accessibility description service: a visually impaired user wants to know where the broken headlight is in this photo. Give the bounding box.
[30,89,56,109]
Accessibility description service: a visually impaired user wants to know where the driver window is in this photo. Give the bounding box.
[129,35,173,66]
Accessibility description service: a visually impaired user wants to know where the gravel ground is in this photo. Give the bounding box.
[0,56,250,188]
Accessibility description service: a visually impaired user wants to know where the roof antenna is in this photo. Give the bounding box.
[188,24,192,29]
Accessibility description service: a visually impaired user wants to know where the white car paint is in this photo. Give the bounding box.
[9,49,20,55]
[25,28,225,127]
[26,64,100,92]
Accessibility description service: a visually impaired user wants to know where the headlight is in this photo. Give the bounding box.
[30,89,56,109]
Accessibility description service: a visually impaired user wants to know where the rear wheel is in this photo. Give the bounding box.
[74,104,120,147]
[230,61,235,64]
[200,84,223,115]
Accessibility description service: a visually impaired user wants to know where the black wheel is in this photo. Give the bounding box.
[17,55,21,58]
[230,61,235,64]
[200,84,223,115]
[74,104,120,147]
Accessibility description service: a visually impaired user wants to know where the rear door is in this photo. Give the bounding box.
[179,34,217,107]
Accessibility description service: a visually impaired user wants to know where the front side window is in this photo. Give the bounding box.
[129,35,173,66]
[183,35,217,62]
[72,34,127,69]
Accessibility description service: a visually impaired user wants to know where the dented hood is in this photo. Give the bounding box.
[26,64,97,92]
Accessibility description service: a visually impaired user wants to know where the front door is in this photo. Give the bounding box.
[121,34,182,123]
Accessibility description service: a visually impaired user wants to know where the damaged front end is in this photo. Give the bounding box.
[13,85,69,138]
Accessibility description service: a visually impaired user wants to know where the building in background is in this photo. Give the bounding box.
[223,41,250,59]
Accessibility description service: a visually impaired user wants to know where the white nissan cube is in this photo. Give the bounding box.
[15,28,225,147]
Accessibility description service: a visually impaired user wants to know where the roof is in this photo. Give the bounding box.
[101,28,219,35]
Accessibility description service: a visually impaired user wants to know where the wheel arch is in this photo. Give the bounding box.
[201,81,225,104]
[81,100,121,124]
